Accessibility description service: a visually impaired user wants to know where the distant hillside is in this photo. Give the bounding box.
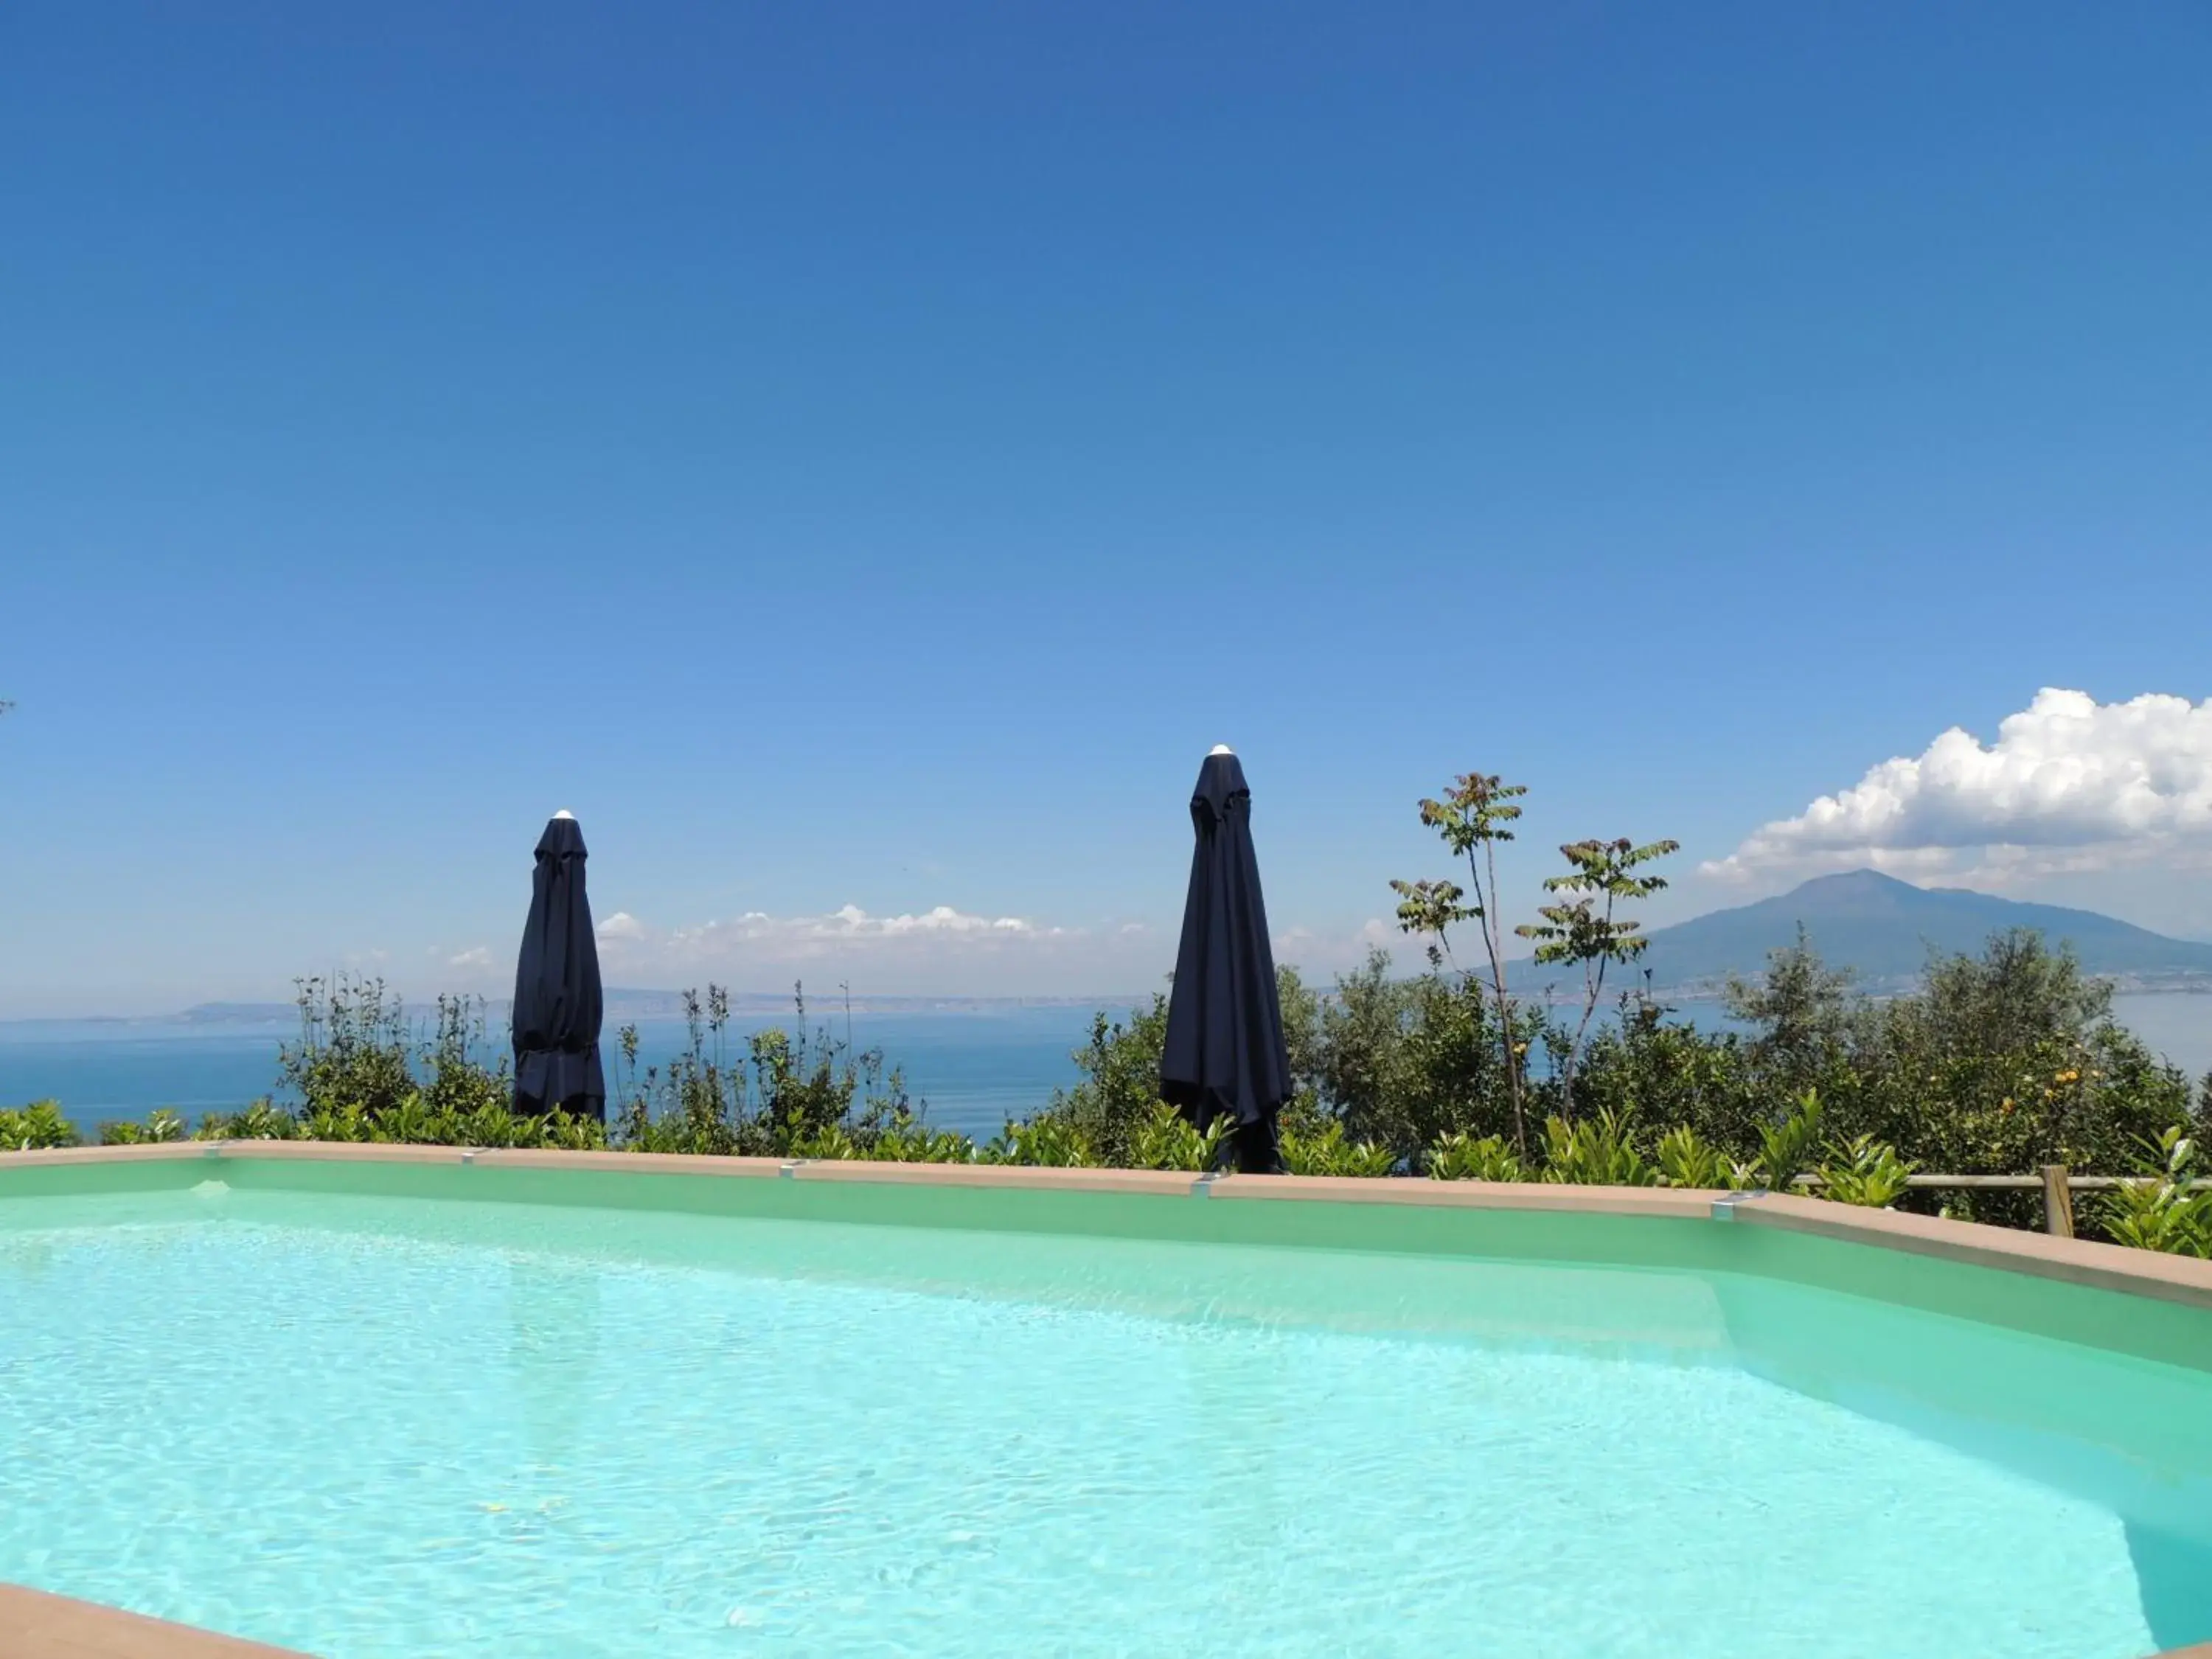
[167,989,1125,1027]
[177,1002,296,1025]
[1629,870,2212,991]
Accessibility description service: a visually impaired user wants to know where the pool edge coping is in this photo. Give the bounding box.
[0,1581,309,1657]
[7,1139,2212,1312]
[0,1579,2200,1659]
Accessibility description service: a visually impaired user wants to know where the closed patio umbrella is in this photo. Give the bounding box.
[1160,746,1290,1174]
[512,810,606,1121]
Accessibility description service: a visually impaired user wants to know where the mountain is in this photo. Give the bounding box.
[1631,870,2212,991]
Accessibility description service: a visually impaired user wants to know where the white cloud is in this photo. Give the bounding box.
[1709,689,2212,881]
[1271,918,1397,974]
[446,946,492,969]
[650,903,1067,948]
[587,902,1104,985]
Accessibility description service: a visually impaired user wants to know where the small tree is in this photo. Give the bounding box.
[1391,773,1531,1155]
[1514,836,1678,1102]
[1724,926,1863,1093]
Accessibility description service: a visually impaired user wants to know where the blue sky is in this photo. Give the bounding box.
[3,2,2208,1015]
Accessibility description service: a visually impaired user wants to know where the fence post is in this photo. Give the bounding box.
[2040,1164,2074,1239]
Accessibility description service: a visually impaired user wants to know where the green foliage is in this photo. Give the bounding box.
[1318,954,1527,1161]
[0,1100,78,1150]
[1817,1135,1916,1208]
[100,1108,184,1146]
[1030,996,1170,1169]
[1756,1091,1826,1194]
[204,1091,605,1150]
[1131,1102,1230,1172]
[279,976,428,1119]
[1515,835,1680,1093]
[611,984,914,1158]
[848,1121,976,1164]
[1391,770,1532,1153]
[2101,1127,2211,1256]
[1279,1121,1396,1178]
[21,911,2206,1265]
[1569,998,1765,1155]
[1653,1125,1740,1191]
[196,1099,298,1140]
[983,1117,1098,1167]
[1425,1131,1528,1182]
[1843,933,2190,1229]
[1276,964,1326,1102]
[1538,1107,1658,1186]
[1722,928,1863,1099]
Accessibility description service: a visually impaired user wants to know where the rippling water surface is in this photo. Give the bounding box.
[4,1183,2211,1656]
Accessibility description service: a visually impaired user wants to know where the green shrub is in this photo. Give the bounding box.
[858,1121,975,1163]
[1034,998,1172,1169]
[1538,1107,1658,1187]
[2101,1127,2211,1256]
[1653,1125,1740,1191]
[1817,1134,1916,1208]
[100,1107,184,1146]
[1280,1120,1395,1177]
[1756,1091,1825,1193]
[1321,956,1527,1161]
[1425,1130,1528,1181]
[1130,1103,1228,1172]
[0,1100,78,1151]
[196,1099,297,1140]
[983,1117,1098,1167]
[279,976,427,1119]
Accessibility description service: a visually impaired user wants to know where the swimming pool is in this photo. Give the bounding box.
[4,1146,2210,1658]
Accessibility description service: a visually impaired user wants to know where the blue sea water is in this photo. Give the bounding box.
[0,1006,1110,1143]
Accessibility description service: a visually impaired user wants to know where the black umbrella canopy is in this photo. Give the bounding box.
[512,811,607,1120]
[1159,746,1290,1173]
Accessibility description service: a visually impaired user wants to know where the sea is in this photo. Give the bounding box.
[4,993,2208,1144]
[0,1005,1114,1144]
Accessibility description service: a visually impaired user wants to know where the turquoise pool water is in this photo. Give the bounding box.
[3,1180,2210,1657]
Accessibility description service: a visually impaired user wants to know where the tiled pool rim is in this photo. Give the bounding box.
[9,1139,2212,1659]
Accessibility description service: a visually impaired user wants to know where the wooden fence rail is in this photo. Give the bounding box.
[1789,1166,2212,1238]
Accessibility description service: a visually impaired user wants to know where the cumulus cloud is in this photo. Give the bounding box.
[446,946,492,969]
[808,903,1040,937]
[590,902,1087,968]
[578,900,1170,996]
[651,904,1062,950]
[1709,689,2212,881]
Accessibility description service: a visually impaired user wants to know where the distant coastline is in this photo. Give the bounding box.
[0,990,1154,1034]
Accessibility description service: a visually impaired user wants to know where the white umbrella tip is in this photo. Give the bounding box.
[552,809,576,821]
[1208,744,1234,756]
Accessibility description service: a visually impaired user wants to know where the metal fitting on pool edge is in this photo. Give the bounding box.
[1710,1189,1769,1220]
